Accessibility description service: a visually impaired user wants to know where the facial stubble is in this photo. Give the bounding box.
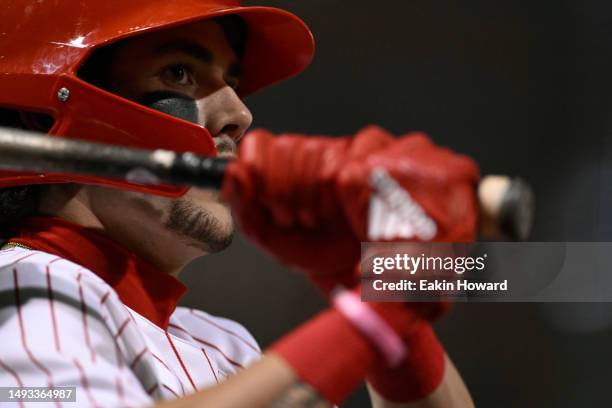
[165,198,234,253]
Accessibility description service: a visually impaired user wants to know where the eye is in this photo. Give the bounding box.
[161,64,194,87]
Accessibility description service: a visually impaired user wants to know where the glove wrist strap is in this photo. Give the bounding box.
[332,290,406,367]
[366,323,446,403]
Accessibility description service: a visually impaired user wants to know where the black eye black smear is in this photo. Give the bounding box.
[141,91,199,125]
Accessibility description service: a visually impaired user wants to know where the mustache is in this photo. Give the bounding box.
[214,135,237,155]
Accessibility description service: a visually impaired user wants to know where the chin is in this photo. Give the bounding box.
[165,190,235,254]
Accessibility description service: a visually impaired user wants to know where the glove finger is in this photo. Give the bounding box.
[316,138,350,222]
[337,162,375,239]
[349,125,396,159]
[222,161,255,217]
[236,129,297,228]
[394,132,434,151]
[261,135,302,228]
[239,129,274,200]
[296,138,324,228]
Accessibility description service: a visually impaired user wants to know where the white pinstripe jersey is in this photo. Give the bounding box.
[0,246,262,408]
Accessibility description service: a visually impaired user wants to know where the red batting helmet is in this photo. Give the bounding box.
[0,0,314,196]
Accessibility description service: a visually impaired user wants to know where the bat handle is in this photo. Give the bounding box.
[166,153,229,190]
[478,176,535,241]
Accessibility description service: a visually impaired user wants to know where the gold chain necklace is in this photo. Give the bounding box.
[1,242,33,251]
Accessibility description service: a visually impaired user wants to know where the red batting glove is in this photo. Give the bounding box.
[364,319,447,403]
[223,126,479,294]
[223,126,395,293]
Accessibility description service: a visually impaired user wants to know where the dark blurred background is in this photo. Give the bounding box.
[180,1,612,406]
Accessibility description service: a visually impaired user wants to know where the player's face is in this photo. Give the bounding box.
[84,19,252,271]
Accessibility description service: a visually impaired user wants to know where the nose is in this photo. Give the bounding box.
[197,86,253,142]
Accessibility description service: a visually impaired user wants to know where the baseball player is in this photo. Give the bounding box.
[0,1,477,407]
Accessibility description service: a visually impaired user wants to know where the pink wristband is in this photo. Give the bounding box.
[332,290,407,367]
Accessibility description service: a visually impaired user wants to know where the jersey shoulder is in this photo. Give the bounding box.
[0,247,113,305]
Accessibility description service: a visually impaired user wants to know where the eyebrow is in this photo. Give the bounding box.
[155,40,241,78]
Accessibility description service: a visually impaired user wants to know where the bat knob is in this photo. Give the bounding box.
[478,176,535,241]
